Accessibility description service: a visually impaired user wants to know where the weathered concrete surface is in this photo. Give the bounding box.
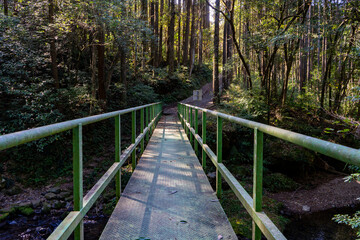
[100,114,237,240]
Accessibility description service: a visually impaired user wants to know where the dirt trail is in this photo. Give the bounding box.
[271,174,360,214]
[164,82,215,115]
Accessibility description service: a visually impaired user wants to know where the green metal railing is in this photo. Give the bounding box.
[178,102,360,240]
[0,102,162,240]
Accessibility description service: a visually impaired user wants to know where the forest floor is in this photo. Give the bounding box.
[271,171,360,214]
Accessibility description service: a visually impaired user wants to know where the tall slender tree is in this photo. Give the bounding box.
[213,0,220,103]
[167,0,176,73]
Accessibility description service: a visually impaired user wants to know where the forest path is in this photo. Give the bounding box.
[164,82,215,116]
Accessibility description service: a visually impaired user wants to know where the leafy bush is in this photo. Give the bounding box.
[222,83,267,120]
[333,172,360,238]
[264,173,299,193]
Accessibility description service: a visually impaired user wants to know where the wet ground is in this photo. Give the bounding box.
[284,205,359,240]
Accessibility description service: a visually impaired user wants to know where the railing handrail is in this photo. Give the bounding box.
[1,102,162,240]
[180,103,360,166]
[178,102,360,240]
[0,102,161,151]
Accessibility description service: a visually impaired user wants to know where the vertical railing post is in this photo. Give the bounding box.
[185,106,188,135]
[73,124,83,240]
[152,105,155,132]
[194,109,198,156]
[151,105,154,133]
[252,127,263,240]
[183,105,185,127]
[146,107,149,141]
[141,108,144,154]
[190,107,193,143]
[132,110,136,170]
[216,116,222,199]
[153,105,156,124]
[202,111,206,170]
[115,115,121,201]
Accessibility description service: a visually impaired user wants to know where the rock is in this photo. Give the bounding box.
[207,172,216,178]
[45,192,57,200]
[52,200,65,209]
[31,199,41,208]
[58,191,70,200]
[41,202,51,214]
[0,177,14,190]
[48,187,61,194]
[302,205,311,212]
[36,227,50,236]
[0,207,12,213]
[18,207,34,216]
[9,220,17,225]
[17,201,32,208]
[5,186,22,196]
[0,177,6,190]
[65,196,73,202]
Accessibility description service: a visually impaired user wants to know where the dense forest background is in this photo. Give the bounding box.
[0,0,359,192]
[1,0,360,238]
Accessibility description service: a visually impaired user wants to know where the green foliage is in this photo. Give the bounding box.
[18,206,34,216]
[222,190,289,238]
[145,65,211,103]
[263,173,299,193]
[222,83,267,119]
[333,211,360,239]
[127,83,159,106]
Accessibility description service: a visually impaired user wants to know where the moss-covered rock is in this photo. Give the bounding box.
[18,206,34,216]
[0,212,9,222]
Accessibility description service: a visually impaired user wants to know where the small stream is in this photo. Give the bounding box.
[284,205,359,240]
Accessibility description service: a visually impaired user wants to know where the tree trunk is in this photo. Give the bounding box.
[141,0,148,69]
[120,47,127,102]
[224,0,232,90]
[189,0,197,75]
[159,0,164,64]
[97,28,106,103]
[154,0,159,66]
[198,1,203,66]
[167,0,176,73]
[182,0,191,65]
[49,0,59,89]
[4,0,8,15]
[90,34,97,115]
[213,0,220,103]
[222,14,227,89]
[150,2,155,65]
[177,0,182,64]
